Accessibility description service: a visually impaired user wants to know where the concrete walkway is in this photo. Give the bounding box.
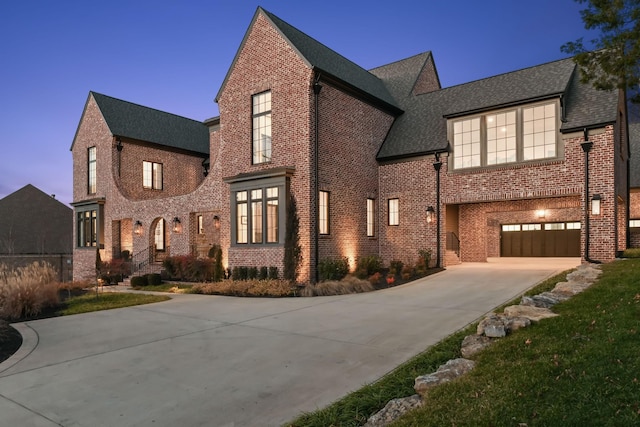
[0,258,579,427]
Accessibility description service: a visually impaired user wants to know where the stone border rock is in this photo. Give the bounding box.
[364,263,601,427]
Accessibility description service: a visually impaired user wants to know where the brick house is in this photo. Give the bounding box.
[71,7,629,282]
[0,184,73,281]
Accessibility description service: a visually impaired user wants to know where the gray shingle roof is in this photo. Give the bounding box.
[0,184,72,254]
[629,121,640,188]
[91,92,209,155]
[375,57,619,160]
[216,7,400,113]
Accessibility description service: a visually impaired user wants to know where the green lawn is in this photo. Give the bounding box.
[58,292,170,316]
[288,261,640,426]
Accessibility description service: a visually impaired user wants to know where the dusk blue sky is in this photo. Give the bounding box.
[0,1,595,206]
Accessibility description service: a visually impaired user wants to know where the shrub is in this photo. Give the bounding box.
[368,272,382,286]
[355,255,383,279]
[163,255,214,282]
[232,266,250,281]
[193,279,296,297]
[418,249,432,269]
[622,248,640,258]
[389,260,403,276]
[300,275,374,297]
[0,262,60,320]
[283,194,302,282]
[120,250,131,261]
[212,246,224,282]
[268,266,279,280]
[401,264,414,280]
[248,267,258,280]
[130,275,147,287]
[318,257,350,282]
[147,273,162,286]
[259,266,268,280]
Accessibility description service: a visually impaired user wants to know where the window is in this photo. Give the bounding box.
[388,199,399,226]
[77,209,97,247]
[523,104,556,160]
[143,161,163,190]
[319,191,329,235]
[545,223,565,230]
[522,224,541,231]
[266,187,279,243]
[234,186,280,244]
[502,224,521,232]
[367,198,375,237]
[252,91,272,164]
[452,101,557,169]
[88,146,96,194]
[566,222,581,230]
[197,215,204,234]
[630,219,640,228]
[236,191,248,244]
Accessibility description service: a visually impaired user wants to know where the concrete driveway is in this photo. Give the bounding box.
[0,258,578,427]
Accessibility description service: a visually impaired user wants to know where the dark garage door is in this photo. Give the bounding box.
[501,222,580,257]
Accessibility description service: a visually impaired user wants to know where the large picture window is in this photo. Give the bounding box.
[252,91,272,164]
[234,186,281,245]
[88,146,96,194]
[319,191,329,235]
[143,161,163,190]
[452,101,557,169]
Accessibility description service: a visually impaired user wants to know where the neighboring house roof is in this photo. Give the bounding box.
[0,184,72,255]
[629,121,640,188]
[375,57,619,160]
[216,7,401,114]
[79,92,210,155]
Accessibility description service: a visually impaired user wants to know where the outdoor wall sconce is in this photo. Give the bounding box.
[202,158,210,177]
[134,221,143,235]
[426,206,435,223]
[213,215,220,229]
[536,209,546,219]
[172,217,182,233]
[591,194,602,216]
[116,138,123,152]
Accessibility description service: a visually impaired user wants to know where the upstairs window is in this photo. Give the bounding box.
[143,161,163,190]
[452,101,558,170]
[252,91,272,164]
[88,146,96,194]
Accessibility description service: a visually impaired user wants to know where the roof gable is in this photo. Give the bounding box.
[0,184,72,254]
[216,7,400,113]
[88,92,209,155]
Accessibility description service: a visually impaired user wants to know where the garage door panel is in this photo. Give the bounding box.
[501,223,580,257]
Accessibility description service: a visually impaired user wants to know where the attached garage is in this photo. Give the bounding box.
[501,222,580,257]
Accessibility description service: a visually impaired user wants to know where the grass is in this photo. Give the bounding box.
[287,261,640,426]
[131,283,194,293]
[58,293,170,316]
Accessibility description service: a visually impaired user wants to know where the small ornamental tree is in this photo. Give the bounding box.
[283,194,302,283]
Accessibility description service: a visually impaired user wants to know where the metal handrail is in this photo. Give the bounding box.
[446,232,460,257]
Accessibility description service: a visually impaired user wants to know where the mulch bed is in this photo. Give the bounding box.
[0,320,22,364]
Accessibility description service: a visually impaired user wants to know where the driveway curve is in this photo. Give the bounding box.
[0,258,578,427]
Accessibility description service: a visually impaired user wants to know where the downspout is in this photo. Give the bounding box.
[581,129,602,264]
[313,75,322,284]
[433,154,442,268]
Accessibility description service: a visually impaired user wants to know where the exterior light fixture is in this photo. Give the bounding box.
[213,215,220,229]
[202,158,210,177]
[116,138,123,152]
[426,206,436,223]
[172,217,182,233]
[536,209,546,219]
[134,221,143,235]
[591,194,602,216]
